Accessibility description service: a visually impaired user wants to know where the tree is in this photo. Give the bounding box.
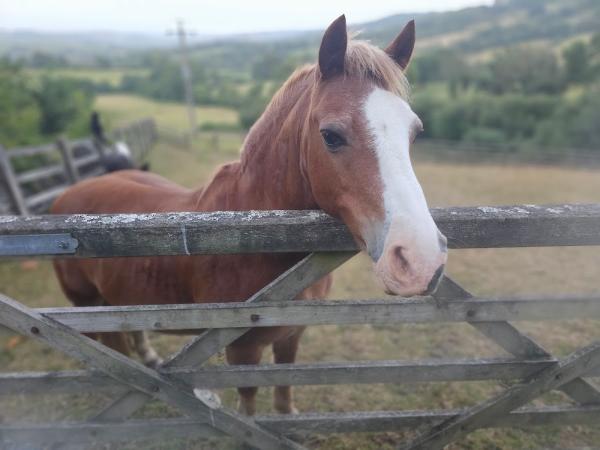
[33,77,93,135]
[409,48,468,85]
[238,83,270,129]
[562,41,590,84]
[29,52,68,69]
[484,47,564,94]
[0,60,94,147]
[0,60,41,146]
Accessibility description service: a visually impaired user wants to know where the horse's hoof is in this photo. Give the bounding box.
[275,404,299,414]
[144,357,163,370]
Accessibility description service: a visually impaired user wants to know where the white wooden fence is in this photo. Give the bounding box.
[0,204,599,449]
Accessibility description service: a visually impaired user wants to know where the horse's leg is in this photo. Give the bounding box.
[226,342,265,415]
[99,331,132,355]
[272,327,305,414]
[131,331,163,368]
[53,260,109,344]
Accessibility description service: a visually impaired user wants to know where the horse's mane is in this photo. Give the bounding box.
[240,37,410,164]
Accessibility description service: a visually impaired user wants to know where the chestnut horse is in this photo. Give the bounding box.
[51,15,447,416]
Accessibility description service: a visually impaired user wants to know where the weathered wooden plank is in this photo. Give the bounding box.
[16,163,66,184]
[260,405,600,435]
[404,341,600,450]
[56,138,79,183]
[2,405,600,447]
[32,296,600,332]
[0,419,221,448]
[0,292,307,450]
[23,184,68,209]
[0,145,28,215]
[0,370,125,395]
[1,204,600,258]
[92,252,354,422]
[161,253,355,367]
[434,277,551,360]
[434,276,600,406]
[69,138,94,148]
[8,357,593,395]
[7,143,57,158]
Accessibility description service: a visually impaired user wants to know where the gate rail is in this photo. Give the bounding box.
[1,204,600,449]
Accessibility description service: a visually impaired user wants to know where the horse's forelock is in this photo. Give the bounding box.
[343,39,411,100]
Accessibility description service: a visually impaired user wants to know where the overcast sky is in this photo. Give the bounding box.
[1,0,493,35]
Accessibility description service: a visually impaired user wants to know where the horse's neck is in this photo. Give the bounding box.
[194,74,316,212]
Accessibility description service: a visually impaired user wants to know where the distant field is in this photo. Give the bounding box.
[1,96,600,449]
[467,31,594,63]
[26,67,149,86]
[95,94,240,131]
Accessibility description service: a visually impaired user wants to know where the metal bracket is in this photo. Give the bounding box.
[0,234,78,257]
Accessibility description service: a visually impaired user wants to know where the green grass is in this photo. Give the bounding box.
[1,98,600,449]
[26,67,150,87]
[95,94,240,131]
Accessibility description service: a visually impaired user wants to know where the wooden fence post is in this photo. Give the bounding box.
[57,138,79,184]
[0,145,28,215]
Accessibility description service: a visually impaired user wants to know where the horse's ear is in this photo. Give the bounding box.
[385,20,416,70]
[319,15,347,79]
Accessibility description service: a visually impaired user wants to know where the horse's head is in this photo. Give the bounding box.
[303,15,447,296]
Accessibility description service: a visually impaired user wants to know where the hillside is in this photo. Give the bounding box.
[3,0,600,66]
[177,0,600,76]
[362,0,600,58]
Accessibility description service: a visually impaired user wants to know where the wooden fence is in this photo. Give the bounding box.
[0,204,600,449]
[0,118,157,216]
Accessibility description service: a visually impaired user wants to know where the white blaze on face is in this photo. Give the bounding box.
[363,87,446,296]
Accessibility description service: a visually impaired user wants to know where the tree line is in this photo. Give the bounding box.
[408,34,600,150]
[6,28,600,153]
[0,59,94,148]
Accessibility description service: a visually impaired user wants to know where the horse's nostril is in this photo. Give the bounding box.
[438,233,448,253]
[393,246,409,271]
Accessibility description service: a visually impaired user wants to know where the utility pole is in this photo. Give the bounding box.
[168,19,197,141]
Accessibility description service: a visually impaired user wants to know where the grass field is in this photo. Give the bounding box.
[26,67,150,87]
[95,94,240,132]
[1,101,600,449]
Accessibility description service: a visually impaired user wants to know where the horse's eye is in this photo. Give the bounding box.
[320,129,346,151]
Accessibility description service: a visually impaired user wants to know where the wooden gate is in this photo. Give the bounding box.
[0,204,599,449]
[0,118,157,215]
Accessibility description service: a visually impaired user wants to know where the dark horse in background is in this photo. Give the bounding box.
[51,15,447,415]
[85,111,151,173]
